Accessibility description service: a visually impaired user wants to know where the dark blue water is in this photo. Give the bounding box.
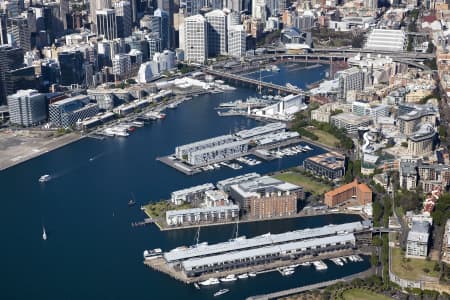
[1,64,370,299]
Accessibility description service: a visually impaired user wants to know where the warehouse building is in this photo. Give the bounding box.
[165,205,239,226]
[170,183,215,205]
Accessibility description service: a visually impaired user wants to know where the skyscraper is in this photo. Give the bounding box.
[114,1,132,38]
[58,50,85,86]
[96,9,117,40]
[0,13,7,45]
[7,17,31,51]
[0,45,24,104]
[205,9,227,57]
[228,25,246,58]
[154,8,170,50]
[183,14,207,63]
[90,0,112,30]
[252,0,267,21]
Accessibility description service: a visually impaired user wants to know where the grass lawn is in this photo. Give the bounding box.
[310,129,340,148]
[391,247,440,280]
[143,201,192,219]
[342,288,392,300]
[273,171,331,196]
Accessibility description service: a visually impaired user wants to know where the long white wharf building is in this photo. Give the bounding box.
[161,221,371,277]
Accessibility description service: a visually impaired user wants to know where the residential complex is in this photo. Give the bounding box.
[406,221,430,259]
[324,180,372,207]
[7,89,47,126]
[303,152,346,180]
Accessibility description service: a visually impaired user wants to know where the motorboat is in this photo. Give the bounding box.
[237,273,248,279]
[248,272,257,277]
[39,174,51,183]
[214,289,230,297]
[143,248,162,260]
[42,226,47,241]
[199,278,220,286]
[220,274,237,282]
[194,283,200,290]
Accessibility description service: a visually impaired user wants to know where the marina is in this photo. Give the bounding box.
[0,63,377,300]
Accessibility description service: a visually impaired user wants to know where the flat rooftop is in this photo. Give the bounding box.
[331,113,372,126]
[235,122,286,139]
[305,151,345,170]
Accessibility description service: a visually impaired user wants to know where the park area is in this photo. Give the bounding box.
[341,288,392,300]
[391,247,440,281]
[310,128,340,148]
[273,171,332,196]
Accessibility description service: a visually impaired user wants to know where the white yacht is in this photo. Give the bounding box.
[199,278,220,286]
[248,272,257,277]
[143,248,162,260]
[220,274,237,282]
[237,273,248,279]
[39,174,51,183]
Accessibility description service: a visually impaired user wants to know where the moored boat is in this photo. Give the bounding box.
[237,273,248,279]
[199,278,220,286]
[143,248,162,260]
[220,274,237,282]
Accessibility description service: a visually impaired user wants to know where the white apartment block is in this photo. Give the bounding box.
[112,53,131,78]
[338,67,365,102]
[406,221,430,259]
[228,25,246,58]
[184,14,208,63]
[205,9,227,56]
[7,89,47,127]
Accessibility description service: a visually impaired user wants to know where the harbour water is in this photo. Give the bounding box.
[0,63,370,299]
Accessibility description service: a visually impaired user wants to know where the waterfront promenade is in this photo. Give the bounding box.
[246,268,375,300]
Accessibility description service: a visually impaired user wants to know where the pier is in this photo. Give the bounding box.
[157,137,303,175]
[144,248,362,284]
[131,218,154,227]
[246,268,375,300]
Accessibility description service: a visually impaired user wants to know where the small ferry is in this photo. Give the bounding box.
[199,278,220,286]
[214,289,230,297]
[143,248,162,260]
[42,226,47,241]
[39,174,51,183]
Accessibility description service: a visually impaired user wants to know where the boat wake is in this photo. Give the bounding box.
[89,152,106,162]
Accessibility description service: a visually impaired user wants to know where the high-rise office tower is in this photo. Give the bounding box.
[7,89,47,127]
[57,50,85,86]
[224,0,243,11]
[252,0,266,21]
[184,0,201,16]
[205,9,227,56]
[0,13,7,45]
[7,17,31,51]
[96,9,117,40]
[0,45,24,104]
[90,0,112,30]
[153,8,170,50]
[183,14,207,63]
[114,1,132,38]
[228,25,246,58]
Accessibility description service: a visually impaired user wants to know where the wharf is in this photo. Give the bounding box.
[144,248,360,284]
[247,268,374,300]
[131,218,154,227]
[156,137,302,175]
[156,156,201,175]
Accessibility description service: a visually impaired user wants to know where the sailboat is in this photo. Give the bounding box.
[128,192,136,207]
[42,226,47,241]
